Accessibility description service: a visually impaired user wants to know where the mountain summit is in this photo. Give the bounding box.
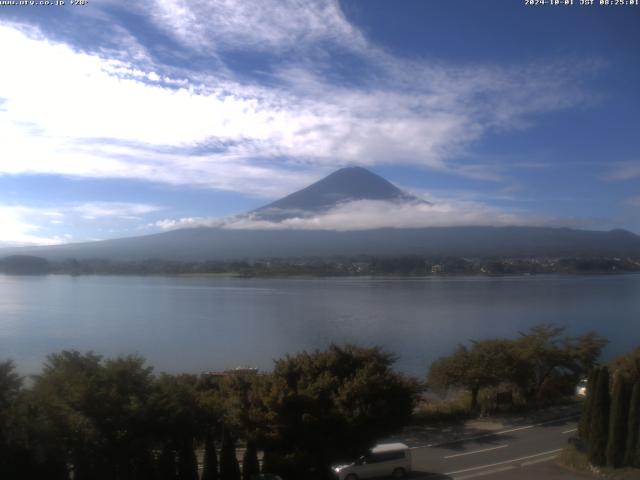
[253,166,418,220]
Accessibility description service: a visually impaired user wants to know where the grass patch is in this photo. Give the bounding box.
[558,444,640,479]
[558,443,593,473]
[412,392,474,424]
[412,390,581,425]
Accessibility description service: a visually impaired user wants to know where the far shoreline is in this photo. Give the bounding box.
[2,271,640,280]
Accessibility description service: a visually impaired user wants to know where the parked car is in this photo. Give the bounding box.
[332,443,412,479]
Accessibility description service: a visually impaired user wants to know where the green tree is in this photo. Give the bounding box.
[611,347,640,383]
[428,340,520,411]
[197,374,224,480]
[578,369,599,441]
[149,374,205,458]
[0,360,21,412]
[607,371,630,467]
[30,351,106,479]
[428,327,606,411]
[566,332,610,375]
[177,442,199,480]
[219,374,264,445]
[220,429,241,480]
[0,360,26,478]
[96,355,155,479]
[202,430,219,480]
[242,441,260,480]
[513,326,607,404]
[218,373,268,479]
[29,351,157,480]
[156,446,177,480]
[11,389,70,479]
[260,344,418,479]
[261,450,283,476]
[625,381,640,467]
[588,366,610,467]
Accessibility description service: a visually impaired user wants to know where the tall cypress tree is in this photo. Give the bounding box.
[156,446,177,480]
[625,382,640,467]
[220,430,241,480]
[177,442,199,480]
[579,369,599,442]
[588,366,610,467]
[260,450,281,476]
[202,431,219,480]
[132,448,156,480]
[242,441,260,480]
[607,371,630,468]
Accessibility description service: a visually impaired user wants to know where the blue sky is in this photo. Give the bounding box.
[0,0,639,245]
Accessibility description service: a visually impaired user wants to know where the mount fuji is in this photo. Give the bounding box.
[2,167,640,261]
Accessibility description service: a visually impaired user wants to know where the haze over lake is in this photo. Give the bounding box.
[2,273,639,376]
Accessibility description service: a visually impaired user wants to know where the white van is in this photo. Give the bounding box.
[332,443,412,479]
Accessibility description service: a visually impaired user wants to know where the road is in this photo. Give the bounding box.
[405,414,591,479]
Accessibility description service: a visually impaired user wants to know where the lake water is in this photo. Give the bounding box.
[1,274,639,377]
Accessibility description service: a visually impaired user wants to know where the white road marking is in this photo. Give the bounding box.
[520,454,560,466]
[562,428,577,434]
[444,444,509,459]
[454,465,516,480]
[493,415,578,436]
[423,414,580,448]
[443,448,563,476]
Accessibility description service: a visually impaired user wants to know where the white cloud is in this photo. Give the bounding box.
[625,196,640,207]
[146,0,366,53]
[606,162,640,181]
[151,217,223,230]
[0,206,66,246]
[70,202,162,220]
[150,197,565,233]
[0,202,164,245]
[224,199,553,231]
[0,12,598,197]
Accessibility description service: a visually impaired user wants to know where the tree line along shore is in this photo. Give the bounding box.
[2,325,638,479]
[1,254,640,276]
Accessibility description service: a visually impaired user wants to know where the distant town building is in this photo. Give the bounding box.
[204,367,259,378]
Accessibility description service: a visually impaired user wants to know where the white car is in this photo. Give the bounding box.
[332,443,412,479]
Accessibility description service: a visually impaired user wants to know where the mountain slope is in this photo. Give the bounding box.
[252,166,419,220]
[3,226,640,261]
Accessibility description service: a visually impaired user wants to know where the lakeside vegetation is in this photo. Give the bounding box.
[2,254,640,277]
[0,326,625,479]
[425,325,607,416]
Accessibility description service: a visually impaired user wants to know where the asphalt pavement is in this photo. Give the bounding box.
[404,414,587,479]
